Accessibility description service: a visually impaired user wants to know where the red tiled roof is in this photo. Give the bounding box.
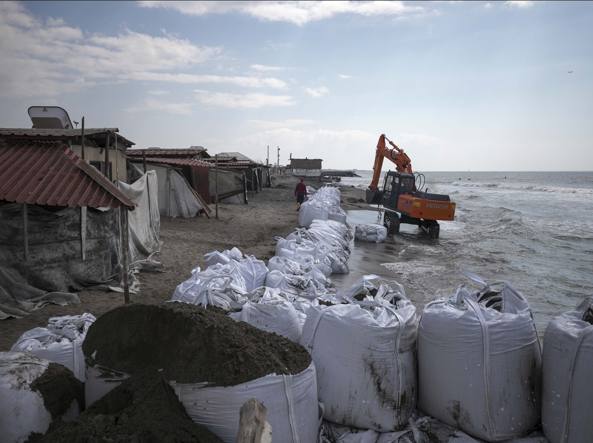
[0,140,134,209]
[131,157,211,168]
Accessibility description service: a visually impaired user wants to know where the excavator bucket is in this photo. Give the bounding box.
[366,189,383,204]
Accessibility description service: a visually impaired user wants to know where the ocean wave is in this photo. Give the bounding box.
[450,181,593,195]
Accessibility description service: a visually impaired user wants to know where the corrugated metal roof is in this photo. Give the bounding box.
[0,140,135,209]
[127,147,208,158]
[130,157,211,168]
[0,128,134,147]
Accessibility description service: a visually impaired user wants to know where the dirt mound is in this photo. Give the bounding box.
[31,363,83,420]
[83,302,311,386]
[30,370,222,443]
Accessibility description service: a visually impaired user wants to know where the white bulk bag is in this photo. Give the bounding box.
[355,224,388,243]
[0,352,52,442]
[418,283,541,441]
[229,292,304,342]
[11,313,95,382]
[85,362,320,443]
[542,298,593,443]
[300,296,418,431]
[0,352,81,442]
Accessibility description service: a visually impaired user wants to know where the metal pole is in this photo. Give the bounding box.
[266,145,269,167]
[142,150,147,173]
[276,146,280,167]
[215,154,219,219]
[120,206,130,304]
[80,207,87,261]
[81,117,85,160]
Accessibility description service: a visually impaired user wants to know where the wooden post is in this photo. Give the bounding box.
[104,132,111,179]
[23,203,29,261]
[80,117,85,160]
[215,154,219,219]
[80,206,87,261]
[236,399,272,443]
[120,206,130,304]
[243,171,248,204]
[142,150,147,173]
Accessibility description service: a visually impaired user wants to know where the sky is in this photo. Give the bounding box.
[0,1,592,171]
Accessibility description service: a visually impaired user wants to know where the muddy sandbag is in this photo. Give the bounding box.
[300,280,418,431]
[355,223,388,243]
[0,352,83,443]
[32,370,223,443]
[542,297,593,443]
[11,313,95,382]
[418,281,541,441]
[83,303,319,443]
[229,290,304,342]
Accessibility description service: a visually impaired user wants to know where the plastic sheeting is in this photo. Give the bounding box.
[146,164,204,218]
[300,279,418,431]
[542,297,593,443]
[11,313,95,382]
[355,224,388,243]
[418,281,541,441]
[117,171,160,263]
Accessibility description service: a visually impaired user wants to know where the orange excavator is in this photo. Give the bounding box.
[366,134,456,239]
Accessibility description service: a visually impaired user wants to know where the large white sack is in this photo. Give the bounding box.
[203,248,268,292]
[355,224,388,243]
[171,264,249,310]
[86,362,320,443]
[542,297,593,443]
[11,313,95,382]
[0,352,81,442]
[229,291,304,342]
[418,282,541,442]
[300,287,418,431]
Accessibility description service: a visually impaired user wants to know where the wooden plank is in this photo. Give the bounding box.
[236,399,272,443]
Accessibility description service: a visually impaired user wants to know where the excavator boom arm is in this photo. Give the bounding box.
[369,134,413,190]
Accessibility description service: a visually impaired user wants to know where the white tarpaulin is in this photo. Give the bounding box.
[118,171,160,263]
[147,165,204,218]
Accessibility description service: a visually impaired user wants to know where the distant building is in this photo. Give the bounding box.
[289,157,323,177]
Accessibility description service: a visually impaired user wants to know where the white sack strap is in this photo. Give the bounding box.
[464,297,496,438]
[282,374,300,443]
[561,326,593,443]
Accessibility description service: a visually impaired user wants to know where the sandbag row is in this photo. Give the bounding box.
[298,185,347,227]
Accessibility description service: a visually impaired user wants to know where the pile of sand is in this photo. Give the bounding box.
[83,302,311,385]
[30,370,222,442]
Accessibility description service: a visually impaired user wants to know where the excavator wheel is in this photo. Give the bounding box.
[384,212,400,235]
[427,221,440,239]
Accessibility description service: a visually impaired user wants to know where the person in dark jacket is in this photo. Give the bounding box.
[295,178,307,210]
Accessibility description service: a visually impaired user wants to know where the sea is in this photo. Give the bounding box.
[334,170,593,334]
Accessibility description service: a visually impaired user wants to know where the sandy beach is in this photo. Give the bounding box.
[0,178,364,351]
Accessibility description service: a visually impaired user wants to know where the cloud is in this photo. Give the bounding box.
[338,74,352,79]
[138,1,425,26]
[126,98,193,115]
[0,1,220,97]
[194,90,295,108]
[484,2,493,9]
[505,1,534,8]
[147,89,169,96]
[246,119,315,130]
[304,86,329,98]
[129,72,287,88]
[250,63,287,72]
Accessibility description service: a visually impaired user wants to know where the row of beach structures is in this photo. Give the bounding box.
[0,106,271,319]
[2,183,590,442]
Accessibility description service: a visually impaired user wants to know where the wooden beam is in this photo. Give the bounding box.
[104,132,111,179]
[80,117,85,160]
[23,203,29,261]
[236,399,272,443]
[80,206,87,261]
